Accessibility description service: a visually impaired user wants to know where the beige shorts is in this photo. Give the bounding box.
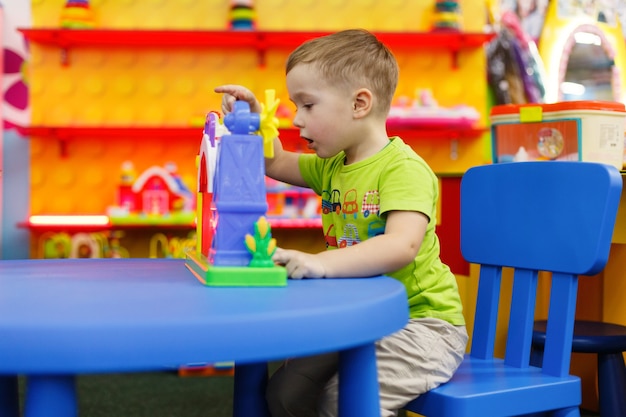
[320,317,468,417]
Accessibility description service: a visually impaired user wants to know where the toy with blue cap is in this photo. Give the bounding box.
[185,90,286,286]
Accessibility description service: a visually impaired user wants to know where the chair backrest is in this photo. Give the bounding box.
[461,161,622,377]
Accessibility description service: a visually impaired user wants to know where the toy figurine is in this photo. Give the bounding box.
[229,0,255,30]
[60,0,96,29]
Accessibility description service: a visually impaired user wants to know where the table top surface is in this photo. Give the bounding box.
[0,258,408,374]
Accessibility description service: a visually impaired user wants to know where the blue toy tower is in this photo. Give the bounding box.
[185,97,287,287]
[211,101,267,266]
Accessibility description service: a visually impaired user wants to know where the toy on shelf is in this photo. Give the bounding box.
[490,101,626,169]
[107,162,196,226]
[60,0,96,29]
[386,89,480,129]
[178,361,235,377]
[69,232,100,258]
[39,232,72,259]
[431,0,462,32]
[185,90,287,287]
[149,232,196,259]
[229,0,255,30]
[105,232,129,258]
[265,178,321,219]
[38,231,129,259]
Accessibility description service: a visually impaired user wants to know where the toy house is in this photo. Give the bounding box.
[131,165,194,215]
[109,163,195,226]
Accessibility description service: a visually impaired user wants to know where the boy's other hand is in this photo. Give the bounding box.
[273,248,326,280]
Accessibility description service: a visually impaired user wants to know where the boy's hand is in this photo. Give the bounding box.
[273,248,326,279]
[214,85,263,114]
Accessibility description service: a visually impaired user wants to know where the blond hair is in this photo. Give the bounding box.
[286,29,399,116]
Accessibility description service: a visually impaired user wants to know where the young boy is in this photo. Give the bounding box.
[215,29,467,417]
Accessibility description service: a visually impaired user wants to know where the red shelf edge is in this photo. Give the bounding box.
[17,126,203,139]
[19,126,487,142]
[18,28,495,50]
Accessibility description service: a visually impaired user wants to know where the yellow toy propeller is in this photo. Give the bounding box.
[259,89,280,158]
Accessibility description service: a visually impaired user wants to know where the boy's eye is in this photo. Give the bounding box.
[291,102,313,112]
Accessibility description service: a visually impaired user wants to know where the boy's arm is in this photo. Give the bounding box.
[265,137,307,187]
[273,210,427,279]
[214,84,307,187]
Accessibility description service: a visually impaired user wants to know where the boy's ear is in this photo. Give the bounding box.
[353,88,373,118]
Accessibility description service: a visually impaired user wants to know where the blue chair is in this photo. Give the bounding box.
[404,161,622,417]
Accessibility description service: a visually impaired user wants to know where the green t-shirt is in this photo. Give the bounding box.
[299,137,465,325]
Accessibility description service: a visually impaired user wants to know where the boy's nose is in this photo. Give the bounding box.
[292,114,304,128]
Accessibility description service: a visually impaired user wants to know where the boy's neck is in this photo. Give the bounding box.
[343,132,391,165]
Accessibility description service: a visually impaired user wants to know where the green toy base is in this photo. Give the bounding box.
[185,252,287,287]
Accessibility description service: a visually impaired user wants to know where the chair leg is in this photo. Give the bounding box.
[0,376,19,417]
[530,346,544,367]
[597,353,626,417]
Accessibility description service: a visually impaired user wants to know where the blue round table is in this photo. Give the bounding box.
[0,258,408,417]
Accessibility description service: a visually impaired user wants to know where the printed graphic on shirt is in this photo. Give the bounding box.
[366,219,386,239]
[342,189,359,220]
[321,189,342,215]
[361,190,380,218]
[321,187,386,249]
[338,224,360,248]
[324,224,338,249]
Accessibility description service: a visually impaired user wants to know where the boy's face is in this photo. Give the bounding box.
[286,63,357,159]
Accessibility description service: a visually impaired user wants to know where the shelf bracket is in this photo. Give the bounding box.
[59,139,69,158]
[257,49,267,68]
[60,47,70,66]
[450,139,459,160]
[254,34,267,68]
[451,50,459,70]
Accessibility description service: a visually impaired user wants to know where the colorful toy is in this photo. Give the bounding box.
[149,232,196,259]
[38,231,129,259]
[108,162,196,226]
[229,0,255,30]
[39,232,72,259]
[431,0,462,31]
[60,0,96,29]
[386,89,480,129]
[265,178,320,219]
[178,361,235,377]
[185,90,287,287]
[102,231,129,259]
[69,232,100,258]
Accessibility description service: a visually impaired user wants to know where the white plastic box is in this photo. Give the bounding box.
[490,101,626,170]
